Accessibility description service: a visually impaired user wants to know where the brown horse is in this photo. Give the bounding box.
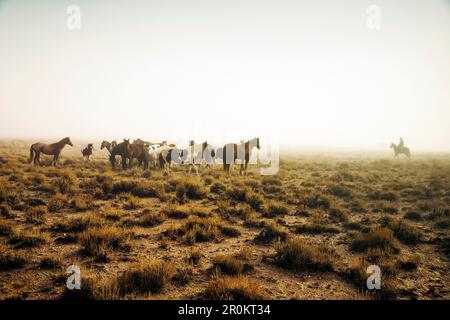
[222,137,260,175]
[29,137,73,166]
[110,139,132,170]
[82,144,94,161]
[129,141,149,168]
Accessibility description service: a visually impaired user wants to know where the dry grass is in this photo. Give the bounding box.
[350,227,398,253]
[116,259,175,295]
[274,237,338,272]
[204,275,268,300]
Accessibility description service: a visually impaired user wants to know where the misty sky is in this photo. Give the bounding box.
[0,0,449,151]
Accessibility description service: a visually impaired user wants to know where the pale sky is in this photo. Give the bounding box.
[0,0,449,151]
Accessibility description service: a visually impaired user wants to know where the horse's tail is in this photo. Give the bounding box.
[28,145,35,163]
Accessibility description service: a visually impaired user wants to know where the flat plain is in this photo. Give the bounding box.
[0,140,449,300]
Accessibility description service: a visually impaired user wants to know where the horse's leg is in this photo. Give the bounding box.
[244,161,249,175]
[54,153,60,166]
[121,156,127,170]
[36,152,41,166]
[240,163,244,175]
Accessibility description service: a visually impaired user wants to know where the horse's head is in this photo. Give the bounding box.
[65,137,73,146]
[123,139,130,145]
[88,143,94,150]
[100,141,107,150]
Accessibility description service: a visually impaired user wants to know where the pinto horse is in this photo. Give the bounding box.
[222,137,260,175]
[29,137,73,166]
[100,140,117,154]
[82,144,94,161]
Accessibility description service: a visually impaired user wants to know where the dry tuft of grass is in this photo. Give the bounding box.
[387,219,421,245]
[25,205,47,224]
[254,223,288,244]
[204,275,268,300]
[8,228,49,248]
[0,245,27,271]
[350,227,398,253]
[78,226,131,260]
[275,237,338,272]
[139,209,167,227]
[213,254,253,275]
[116,259,176,295]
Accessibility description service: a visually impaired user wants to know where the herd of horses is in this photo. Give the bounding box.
[28,137,262,175]
[27,137,411,175]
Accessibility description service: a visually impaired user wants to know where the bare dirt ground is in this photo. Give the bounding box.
[0,140,449,300]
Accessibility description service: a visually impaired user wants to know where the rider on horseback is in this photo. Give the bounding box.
[399,137,405,148]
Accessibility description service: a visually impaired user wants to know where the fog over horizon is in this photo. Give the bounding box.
[1,0,449,152]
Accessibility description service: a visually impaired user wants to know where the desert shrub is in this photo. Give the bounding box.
[210,182,226,194]
[53,213,104,233]
[184,222,219,244]
[172,267,194,285]
[367,190,398,201]
[329,207,349,222]
[111,180,137,194]
[245,191,264,211]
[220,225,241,237]
[387,220,420,245]
[28,173,46,185]
[213,254,253,275]
[133,180,167,199]
[116,259,175,295]
[427,207,449,221]
[0,251,27,270]
[227,187,249,202]
[188,248,203,265]
[254,223,288,244]
[122,194,143,210]
[0,203,14,218]
[48,193,68,212]
[435,216,450,229]
[262,201,289,218]
[403,211,422,221]
[70,195,93,211]
[39,256,62,269]
[275,237,338,272]
[295,223,339,234]
[350,227,397,253]
[78,226,131,260]
[204,275,268,300]
[0,218,13,235]
[163,204,190,219]
[327,184,352,199]
[301,194,330,209]
[25,205,47,224]
[52,171,76,194]
[8,228,49,248]
[175,178,207,200]
[139,209,166,227]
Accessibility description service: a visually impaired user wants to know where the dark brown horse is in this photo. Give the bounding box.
[110,139,132,170]
[29,137,73,166]
[129,141,149,168]
[82,144,94,161]
[222,137,260,175]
